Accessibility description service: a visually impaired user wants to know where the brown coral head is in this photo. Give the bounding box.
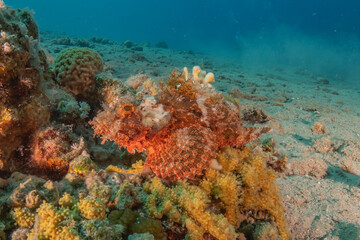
[116,103,135,118]
[54,47,103,99]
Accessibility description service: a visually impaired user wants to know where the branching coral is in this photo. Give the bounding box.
[91,68,269,180]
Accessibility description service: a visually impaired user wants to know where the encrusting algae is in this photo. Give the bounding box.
[0,2,291,240]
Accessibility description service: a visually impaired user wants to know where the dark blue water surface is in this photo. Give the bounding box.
[7,0,360,84]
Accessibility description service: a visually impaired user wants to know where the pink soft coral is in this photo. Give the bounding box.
[90,69,268,180]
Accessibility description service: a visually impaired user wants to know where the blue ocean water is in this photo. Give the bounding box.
[7,0,360,85]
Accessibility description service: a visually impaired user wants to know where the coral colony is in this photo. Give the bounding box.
[0,3,290,240]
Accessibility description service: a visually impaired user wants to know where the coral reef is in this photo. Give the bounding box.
[91,68,269,180]
[54,47,103,100]
[0,5,50,173]
[0,145,288,240]
[0,4,123,177]
[0,3,290,240]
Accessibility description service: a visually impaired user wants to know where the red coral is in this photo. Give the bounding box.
[90,70,268,180]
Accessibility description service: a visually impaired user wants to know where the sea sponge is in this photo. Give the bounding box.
[191,66,215,87]
[192,66,206,82]
[54,47,103,99]
[78,197,107,220]
[106,160,144,175]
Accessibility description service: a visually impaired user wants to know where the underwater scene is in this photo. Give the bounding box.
[0,0,359,239]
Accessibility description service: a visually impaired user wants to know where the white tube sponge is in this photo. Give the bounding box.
[183,67,190,80]
[192,66,206,82]
[204,72,215,83]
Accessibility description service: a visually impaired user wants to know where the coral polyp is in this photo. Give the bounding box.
[91,68,269,180]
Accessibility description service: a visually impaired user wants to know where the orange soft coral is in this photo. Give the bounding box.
[90,69,268,180]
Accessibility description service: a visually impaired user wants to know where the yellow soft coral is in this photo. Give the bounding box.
[59,193,75,208]
[184,218,205,240]
[175,182,238,240]
[238,151,290,239]
[12,207,34,228]
[78,197,107,220]
[143,177,181,222]
[144,146,289,240]
[105,160,144,175]
[144,178,238,240]
[216,146,250,172]
[200,169,241,226]
[27,201,80,240]
[216,146,289,239]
